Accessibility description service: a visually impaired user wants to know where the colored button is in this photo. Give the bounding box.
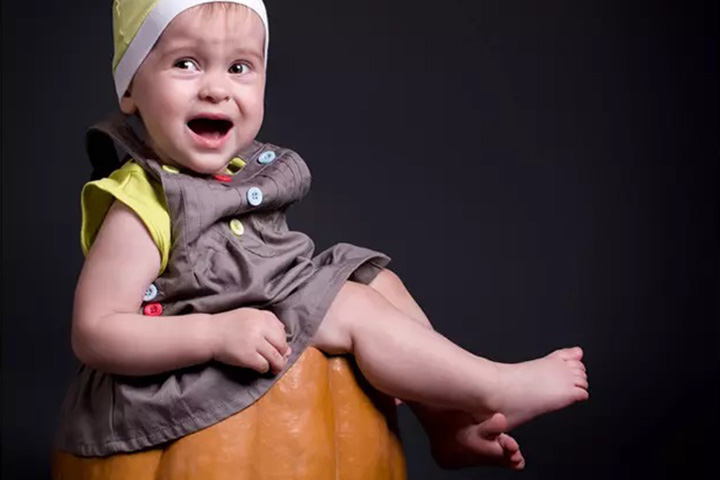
[214,174,232,183]
[143,284,158,302]
[247,187,263,206]
[162,165,179,174]
[231,157,247,168]
[143,303,163,316]
[229,218,244,236]
[258,151,276,164]
[225,157,246,175]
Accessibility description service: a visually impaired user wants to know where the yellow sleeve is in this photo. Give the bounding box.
[80,161,171,275]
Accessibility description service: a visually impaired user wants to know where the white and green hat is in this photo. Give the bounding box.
[112,0,269,102]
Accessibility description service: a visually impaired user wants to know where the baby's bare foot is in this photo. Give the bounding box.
[489,346,589,430]
[419,409,525,470]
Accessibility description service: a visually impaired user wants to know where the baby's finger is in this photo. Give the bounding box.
[257,342,287,374]
[264,324,290,355]
[247,353,270,374]
[262,310,286,332]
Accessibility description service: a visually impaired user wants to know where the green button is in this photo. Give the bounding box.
[162,165,179,174]
[229,218,244,236]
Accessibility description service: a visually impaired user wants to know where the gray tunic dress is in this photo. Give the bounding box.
[53,113,391,457]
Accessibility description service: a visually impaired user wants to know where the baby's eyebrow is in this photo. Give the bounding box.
[156,39,196,56]
[159,42,263,63]
[230,47,264,62]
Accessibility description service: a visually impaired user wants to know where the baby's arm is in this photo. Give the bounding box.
[72,200,289,376]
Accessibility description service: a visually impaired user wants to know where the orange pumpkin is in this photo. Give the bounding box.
[51,348,406,479]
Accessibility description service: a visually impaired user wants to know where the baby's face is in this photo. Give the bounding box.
[120,6,266,175]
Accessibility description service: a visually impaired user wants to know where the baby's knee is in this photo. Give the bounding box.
[313,281,370,354]
[313,280,394,354]
[331,280,389,323]
[368,268,407,296]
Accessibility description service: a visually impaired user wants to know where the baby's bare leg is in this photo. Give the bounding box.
[366,269,434,330]
[313,280,498,410]
[367,269,525,469]
[312,278,589,431]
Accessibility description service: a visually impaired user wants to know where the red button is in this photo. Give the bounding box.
[213,174,232,183]
[143,303,163,316]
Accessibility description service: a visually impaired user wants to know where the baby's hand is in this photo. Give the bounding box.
[211,308,291,374]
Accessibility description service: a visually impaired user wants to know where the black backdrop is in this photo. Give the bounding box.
[2,1,718,479]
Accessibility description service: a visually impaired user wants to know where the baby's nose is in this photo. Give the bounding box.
[199,75,230,102]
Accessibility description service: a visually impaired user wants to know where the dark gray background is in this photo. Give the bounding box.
[2,0,718,478]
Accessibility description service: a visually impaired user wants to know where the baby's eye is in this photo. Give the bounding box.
[174,59,199,72]
[229,62,250,75]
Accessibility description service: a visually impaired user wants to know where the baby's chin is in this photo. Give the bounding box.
[170,154,232,176]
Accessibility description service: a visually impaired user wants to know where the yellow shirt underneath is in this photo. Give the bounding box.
[81,157,248,275]
[81,161,171,275]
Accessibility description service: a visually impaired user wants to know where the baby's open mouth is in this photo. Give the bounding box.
[187,117,234,139]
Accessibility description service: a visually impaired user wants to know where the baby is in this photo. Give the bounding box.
[55,0,588,470]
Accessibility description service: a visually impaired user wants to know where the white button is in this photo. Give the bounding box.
[143,284,158,302]
[247,187,263,206]
[258,151,276,164]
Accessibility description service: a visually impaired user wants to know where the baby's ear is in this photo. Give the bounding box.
[119,87,137,114]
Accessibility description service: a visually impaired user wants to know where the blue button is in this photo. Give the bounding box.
[247,187,263,206]
[143,284,158,302]
[258,151,276,164]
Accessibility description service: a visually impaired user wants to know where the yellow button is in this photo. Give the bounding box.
[229,219,244,236]
[225,157,247,175]
[231,157,247,168]
[162,165,180,174]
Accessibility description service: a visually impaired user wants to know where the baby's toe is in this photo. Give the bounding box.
[499,434,525,469]
[566,360,586,371]
[498,433,519,454]
[552,346,584,361]
[575,387,590,401]
[511,455,526,470]
[574,376,589,389]
[476,412,507,440]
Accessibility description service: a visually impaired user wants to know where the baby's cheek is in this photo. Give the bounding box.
[236,106,263,142]
[243,82,265,108]
[248,96,265,126]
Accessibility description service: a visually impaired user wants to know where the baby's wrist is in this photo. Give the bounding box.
[197,313,220,362]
